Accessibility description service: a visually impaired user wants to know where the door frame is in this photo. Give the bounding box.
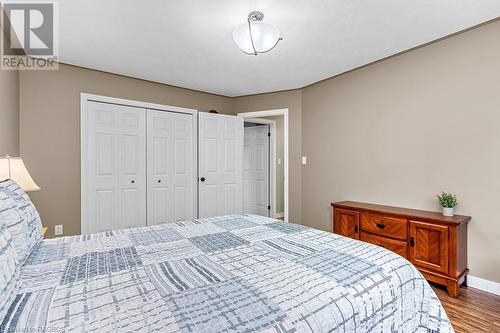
[80,93,198,234]
[243,118,276,218]
[237,109,289,221]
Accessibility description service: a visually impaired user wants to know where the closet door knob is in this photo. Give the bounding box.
[200,177,206,182]
[157,180,161,183]
[131,180,135,184]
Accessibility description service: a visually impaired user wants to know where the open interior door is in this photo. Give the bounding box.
[243,125,270,217]
[198,112,243,218]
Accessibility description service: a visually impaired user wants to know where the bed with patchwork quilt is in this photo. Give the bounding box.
[1,214,453,332]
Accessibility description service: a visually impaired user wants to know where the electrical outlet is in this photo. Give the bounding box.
[54,225,63,236]
[301,156,307,165]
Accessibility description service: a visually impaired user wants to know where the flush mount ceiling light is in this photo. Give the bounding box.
[232,11,283,55]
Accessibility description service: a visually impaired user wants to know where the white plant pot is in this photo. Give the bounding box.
[442,207,454,217]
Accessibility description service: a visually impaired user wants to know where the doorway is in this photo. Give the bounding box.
[238,109,288,221]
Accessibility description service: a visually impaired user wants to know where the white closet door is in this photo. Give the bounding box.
[198,112,243,218]
[147,110,194,225]
[243,125,270,216]
[85,101,146,233]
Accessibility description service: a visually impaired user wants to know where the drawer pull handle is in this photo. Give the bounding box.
[354,225,359,233]
[376,223,385,229]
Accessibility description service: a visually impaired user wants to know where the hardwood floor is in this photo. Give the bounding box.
[433,285,500,332]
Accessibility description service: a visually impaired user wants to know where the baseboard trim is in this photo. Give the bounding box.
[467,275,500,296]
[274,212,284,218]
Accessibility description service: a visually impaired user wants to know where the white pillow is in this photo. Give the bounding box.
[0,204,21,322]
[0,190,28,263]
[0,180,43,264]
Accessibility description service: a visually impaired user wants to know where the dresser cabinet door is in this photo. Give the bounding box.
[334,208,360,240]
[409,220,449,274]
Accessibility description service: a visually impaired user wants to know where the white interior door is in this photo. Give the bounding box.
[85,101,146,233]
[198,112,243,218]
[243,125,270,216]
[147,110,194,225]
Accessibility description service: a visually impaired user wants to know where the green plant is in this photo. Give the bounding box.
[437,192,458,208]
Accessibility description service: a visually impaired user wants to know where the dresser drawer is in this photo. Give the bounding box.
[360,213,407,240]
[360,232,408,258]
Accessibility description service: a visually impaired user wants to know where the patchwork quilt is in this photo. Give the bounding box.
[1,215,453,333]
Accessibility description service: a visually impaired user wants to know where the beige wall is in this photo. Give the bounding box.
[19,63,232,237]
[301,20,500,282]
[0,29,19,156]
[231,90,302,223]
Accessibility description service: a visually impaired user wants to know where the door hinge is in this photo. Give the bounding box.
[268,205,271,210]
[410,237,415,247]
[268,132,270,137]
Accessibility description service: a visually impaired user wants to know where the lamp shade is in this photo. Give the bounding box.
[232,11,282,55]
[233,21,281,54]
[0,157,41,192]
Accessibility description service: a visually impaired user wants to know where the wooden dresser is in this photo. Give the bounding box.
[331,201,470,297]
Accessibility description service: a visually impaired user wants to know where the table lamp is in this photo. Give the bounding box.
[0,156,41,191]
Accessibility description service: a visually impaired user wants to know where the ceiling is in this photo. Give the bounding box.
[57,0,500,97]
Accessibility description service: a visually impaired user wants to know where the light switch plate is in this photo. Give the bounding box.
[278,158,281,165]
[55,225,63,236]
[301,156,307,165]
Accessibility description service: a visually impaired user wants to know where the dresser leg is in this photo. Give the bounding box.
[447,281,459,297]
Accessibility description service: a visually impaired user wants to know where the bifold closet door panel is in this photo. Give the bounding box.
[85,101,147,233]
[147,110,194,225]
[198,112,243,218]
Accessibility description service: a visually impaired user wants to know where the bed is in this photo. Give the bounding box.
[0,213,453,332]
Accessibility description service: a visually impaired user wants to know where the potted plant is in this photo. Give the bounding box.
[437,192,458,217]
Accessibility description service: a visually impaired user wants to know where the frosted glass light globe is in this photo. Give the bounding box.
[232,13,282,55]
